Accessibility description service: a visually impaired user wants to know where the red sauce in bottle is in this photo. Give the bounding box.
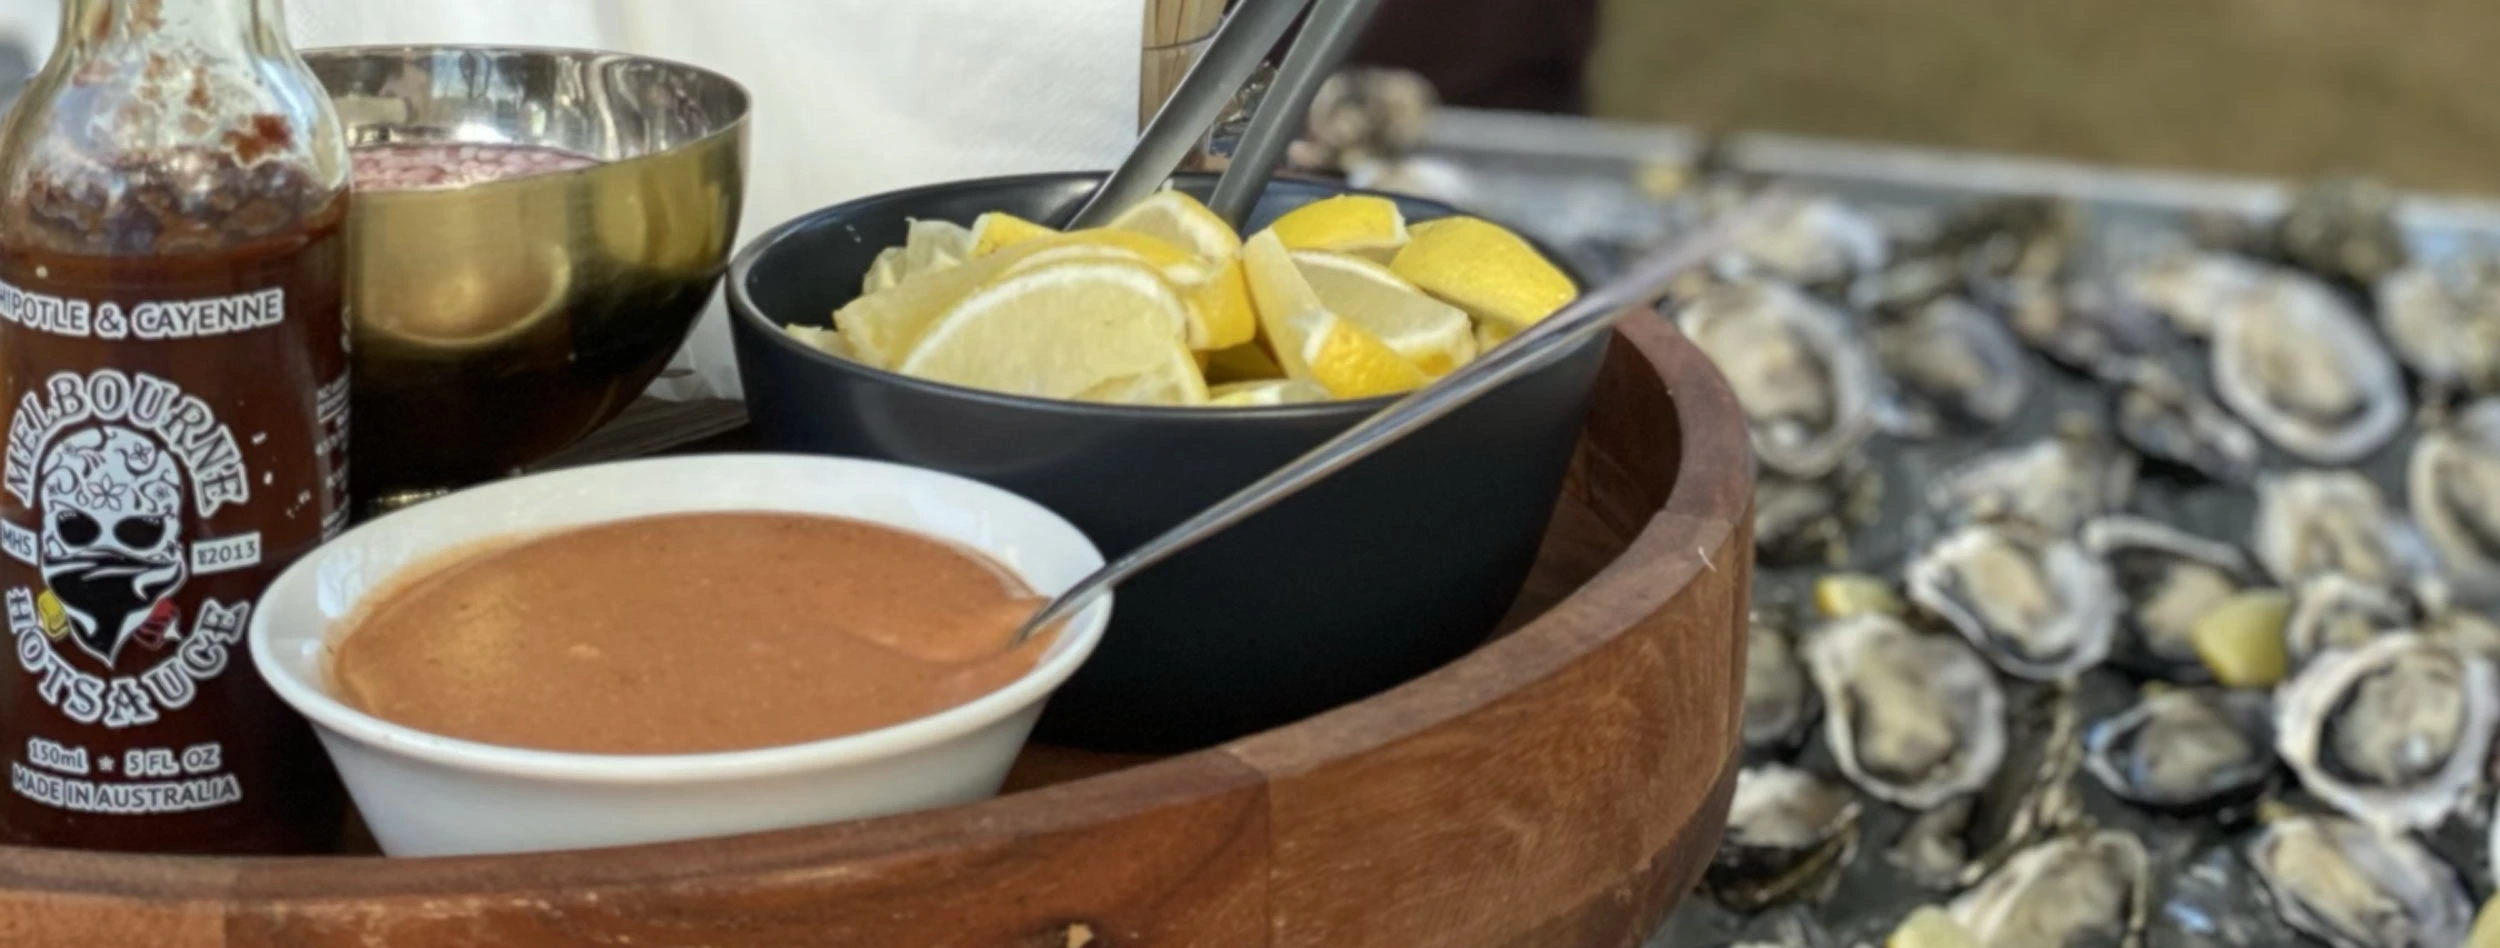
[0,0,351,854]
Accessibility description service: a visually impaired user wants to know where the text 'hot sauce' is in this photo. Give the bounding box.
[0,0,351,853]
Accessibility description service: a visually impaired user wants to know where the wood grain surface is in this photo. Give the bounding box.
[0,311,1751,947]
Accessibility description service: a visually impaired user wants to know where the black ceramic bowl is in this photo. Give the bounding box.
[727,172,1606,752]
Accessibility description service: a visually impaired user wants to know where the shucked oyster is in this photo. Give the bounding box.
[2408,397,2500,602]
[1708,764,1863,911]
[2209,265,2408,463]
[1745,617,1819,760]
[2082,517,2255,681]
[1804,614,2007,809]
[1712,194,1890,287]
[2251,470,2438,591]
[2248,813,2473,948]
[1926,418,2140,537]
[1947,830,2151,948]
[2277,176,2410,288]
[2276,633,2500,832]
[2083,687,2275,812]
[2282,574,2417,670]
[2116,249,2269,340]
[1982,275,2171,380]
[2108,360,2261,485]
[1907,523,2119,681]
[1869,296,2032,437]
[1675,280,1881,478]
[2375,256,2500,398]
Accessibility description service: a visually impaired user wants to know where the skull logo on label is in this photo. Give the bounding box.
[36,426,186,667]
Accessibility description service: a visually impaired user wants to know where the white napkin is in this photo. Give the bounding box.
[288,0,1142,401]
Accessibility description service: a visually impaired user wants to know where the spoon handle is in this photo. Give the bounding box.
[1203,0,1389,229]
[1065,0,1312,229]
[1012,194,1792,646]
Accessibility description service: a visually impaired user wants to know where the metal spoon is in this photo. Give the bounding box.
[1009,193,1792,646]
[1064,0,1311,229]
[1203,0,1390,228]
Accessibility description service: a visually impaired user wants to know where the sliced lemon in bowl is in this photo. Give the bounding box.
[1391,216,1576,332]
[1202,339,1286,384]
[1270,194,1410,262]
[1209,378,1331,406]
[894,260,1208,405]
[834,243,1043,368]
[1243,231,1427,399]
[1292,249,1476,377]
[969,211,1057,256]
[901,218,974,275]
[1109,189,1242,262]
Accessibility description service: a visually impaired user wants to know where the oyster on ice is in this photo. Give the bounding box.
[2083,687,2275,812]
[1712,194,1890,287]
[2276,176,2410,288]
[2082,516,2256,680]
[2209,265,2408,463]
[2408,397,2500,602]
[2374,256,2500,397]
[2275,633,2499,832]
[2251,470,2437,590]
[1707,764,1862,911]
[1744,617,1819,760]
[2248,813,2473,948]
[1869,296,2032,437]
[1803,614,2008,809]
[2115,249,2269,340]
[1926,418,2140,537]
[1907,523,2120,681]
[1981,275,2170,379]
[1947,830,2151,948]
[1675,280,1881,478]
[2108,360,2261,485]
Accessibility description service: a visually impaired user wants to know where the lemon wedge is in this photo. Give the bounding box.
[1244,231,1426,398]
[1202,340,1286,383]
[861,246,906,295]
[1474,319,1518,353]
[896,260,1207,405]
[969,211,1057,256]
[783,324,854,360]
[1180,256,1257,350]
[999,233,1253,351]
[901,218,974,278]
[1270,195,1410,262]
[1210,378,1331,406]
[1292,249,1476,377]
[1109,189,1242,262]
[833,244,1042,368]
[1391,216,1576,331]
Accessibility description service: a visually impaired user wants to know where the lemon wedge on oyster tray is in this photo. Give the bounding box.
[782,190,1575,407]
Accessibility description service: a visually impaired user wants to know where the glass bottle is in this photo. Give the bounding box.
[0,0,350,854]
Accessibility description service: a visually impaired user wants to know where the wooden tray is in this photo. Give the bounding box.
[0,313,1752,948]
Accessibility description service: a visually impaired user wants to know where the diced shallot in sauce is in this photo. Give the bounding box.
[350,142,600,192]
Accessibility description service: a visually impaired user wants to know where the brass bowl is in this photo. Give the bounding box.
[304,46,750,510]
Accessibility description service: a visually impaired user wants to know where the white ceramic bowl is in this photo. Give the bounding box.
[249,454,1109,857]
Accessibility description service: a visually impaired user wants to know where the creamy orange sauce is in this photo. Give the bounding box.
[327,512,1050,755]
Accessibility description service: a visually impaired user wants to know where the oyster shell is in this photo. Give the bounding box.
[2251,470,2438,590]
[1707,764,1862,911]
[2408,398,2500,602]
[2374,256,2500,397]
[1947,830,2151,948]
[1906,523,2120,681]
[1755,462,1882,568]
[1926,419,2140,537]
[2082,516,2255,681]
[1803,614,2008,809]
[2283,574,2417,670]
[2108,360,2261,485]
[2248,813,2472,948]
[2276,633,2500,832]
[1745,617,1819,761]
[2209,266,2408,463]
[1982,275,2170,379]
[2277,176,2409,288]
[1870,296,2032,437]
[2083,687,2275,812]
[1715,195,1890,286]
[2117,249,2270,340]
[1675,280,1882,478]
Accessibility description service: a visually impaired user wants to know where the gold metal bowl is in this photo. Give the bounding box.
[305,45,750,510]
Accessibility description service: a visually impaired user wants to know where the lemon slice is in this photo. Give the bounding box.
[1244,231,1426,398]
[1209,378,1330,407]
[993,236,1253,351]
[861,246,906,295]
[1391,216,1576,332]
[1292,249,1476,377]
[1474,319,1518,353]
[1109,190,1242,261]
[896,261,1207,405]
[1202,340,1285,384]
[1181,256,1257,350]
[901,218,974,278]
[783,324,855,360]
[1270,195,1410,262]
[969,211,1057,256]
[834,242,1052,368]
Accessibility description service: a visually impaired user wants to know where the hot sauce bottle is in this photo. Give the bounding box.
[0,0,350,853]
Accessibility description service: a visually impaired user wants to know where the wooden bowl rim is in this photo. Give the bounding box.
[0,309,1748,904]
